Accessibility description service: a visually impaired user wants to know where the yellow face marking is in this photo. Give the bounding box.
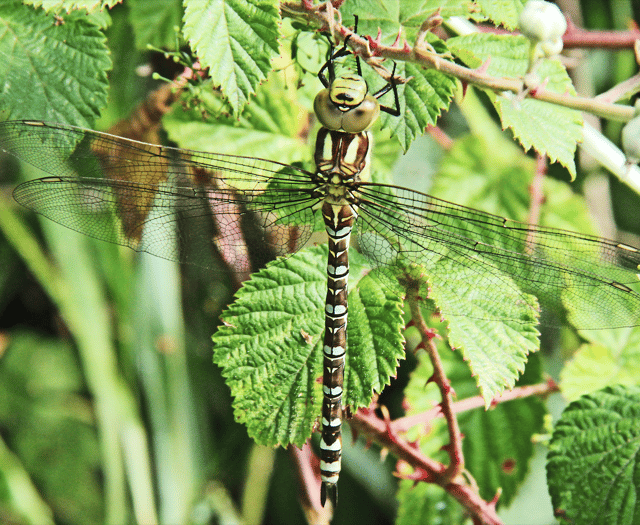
[330,76,368,107]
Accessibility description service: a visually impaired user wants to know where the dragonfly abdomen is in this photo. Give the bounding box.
[320,200,357,507]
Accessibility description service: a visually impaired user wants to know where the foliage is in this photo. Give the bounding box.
[0,1,638,524]
[547,386,640,525]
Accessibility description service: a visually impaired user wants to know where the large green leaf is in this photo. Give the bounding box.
[475,0,525,30]
[182,0,281,115]
[129,0,183,50]
[561,328,640,402]
[212,244,405,447]
[0,2,110,126]
[163,72,309,165]
[547,385,640,525]
[427,256,540,402]
[339,2,458,151]
[383,61,457,152]
[448,33,582,178]
[23,0,120,11]
[396,481,466,525]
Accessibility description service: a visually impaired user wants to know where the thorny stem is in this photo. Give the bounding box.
[391,379,559,434]
[348,378,558,524]
[407,293,464,482]
[280,1,637,122]
[349,408,503,525]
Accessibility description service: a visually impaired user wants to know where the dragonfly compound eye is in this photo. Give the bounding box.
[314,88,345,131]
[315,89,380,132]
[341,96,380,133]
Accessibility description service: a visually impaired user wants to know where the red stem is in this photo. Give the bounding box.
[392,379,559,434]
[408,295,464,481]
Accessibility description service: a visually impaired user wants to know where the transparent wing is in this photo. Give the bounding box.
[355,183,640,329]
[2,120,321,271]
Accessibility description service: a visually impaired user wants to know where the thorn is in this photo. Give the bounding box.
[528,75,549,96]
[489,487,502,508]
[546,377,559,391]
[441,382,455,397]
[367,28,383,54]
[424,327,438,341]
[394,466,436,483]
[441,442,454,455]
[408,438,421,449]
[392,29,402,48]
[476,57,491,75]
[459,80,469,98]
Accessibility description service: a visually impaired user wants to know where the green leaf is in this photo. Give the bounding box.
[212,245,405,447]
[404,343,545,505]
[434,134,596,233]
[129,0,183,50]
[182,0,281,115]
[163,72,309,165]
[383,61,457,152]
[448,33,582,178]
[340,0,476,36]
[0,3,111,126]
[337,3,457,151]
[396,481,466,525]
[496,90,582,180]
[23,0,120,11]
[428,256,540,403]
[476,0,525,30]
[547,385,640,525]
[561,329,640,402]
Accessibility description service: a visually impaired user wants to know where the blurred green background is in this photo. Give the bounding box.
[1,1,639,524]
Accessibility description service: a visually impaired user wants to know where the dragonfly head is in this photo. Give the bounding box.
[314,74,381,133]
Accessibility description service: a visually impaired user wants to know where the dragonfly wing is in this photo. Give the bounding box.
[3,121,320,271]
[356,184,640,329]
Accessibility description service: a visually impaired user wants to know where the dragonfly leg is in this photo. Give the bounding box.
[373,61,401,117]
[318,16,360,87]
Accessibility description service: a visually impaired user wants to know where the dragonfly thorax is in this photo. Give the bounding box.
[314,127,372,200]
[314,74,381,133]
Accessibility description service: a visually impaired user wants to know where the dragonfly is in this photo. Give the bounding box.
[3,30,640,509]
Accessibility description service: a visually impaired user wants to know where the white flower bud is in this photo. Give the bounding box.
[622,113,640,165]
[519,1,567,58]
